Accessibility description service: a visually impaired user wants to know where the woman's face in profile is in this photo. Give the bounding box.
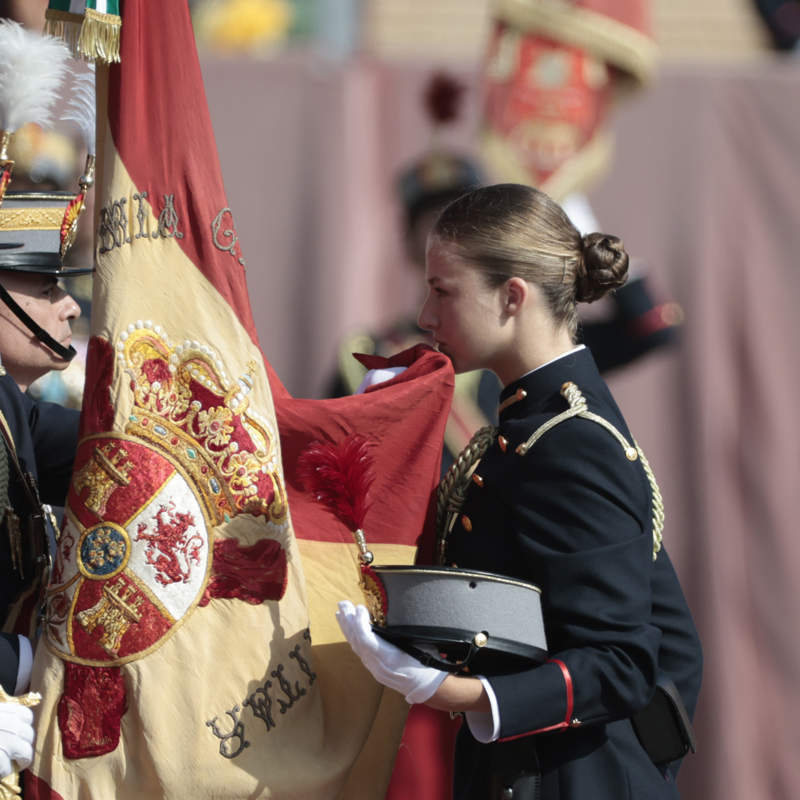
[418,239,507,375]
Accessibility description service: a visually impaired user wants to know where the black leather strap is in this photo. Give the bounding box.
[0,282,76,361]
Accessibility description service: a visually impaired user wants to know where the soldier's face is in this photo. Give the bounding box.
[0,271,81,390]
[419,239,508,375]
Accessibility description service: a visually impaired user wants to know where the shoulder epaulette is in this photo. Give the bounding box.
[515,382,637,460]
[515,382,662,559]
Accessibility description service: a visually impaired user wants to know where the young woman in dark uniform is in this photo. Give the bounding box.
[337,183,702,799]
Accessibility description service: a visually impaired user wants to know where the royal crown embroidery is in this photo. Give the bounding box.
[118,322,287,524]
[46,322,290,671]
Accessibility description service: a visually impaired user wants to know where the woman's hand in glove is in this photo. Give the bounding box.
[335,600,447,704]
[0,701,34,778]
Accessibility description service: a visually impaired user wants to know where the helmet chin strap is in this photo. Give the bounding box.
[0,283,76,361]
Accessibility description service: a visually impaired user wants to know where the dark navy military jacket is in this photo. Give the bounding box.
[0,371,79,694]
[446,348,702,800]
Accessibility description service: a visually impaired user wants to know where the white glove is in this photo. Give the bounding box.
[0,702,34,778]
[336,601,447,705]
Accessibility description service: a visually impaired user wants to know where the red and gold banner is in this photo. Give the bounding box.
[27,2,453,798]
[481,0,658,199]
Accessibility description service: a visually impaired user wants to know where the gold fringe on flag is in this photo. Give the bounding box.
[45,7,120,64]
[78,8,121,64]
[44,9,84,59]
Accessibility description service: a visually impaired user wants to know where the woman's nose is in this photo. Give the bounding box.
[417,296,435,332]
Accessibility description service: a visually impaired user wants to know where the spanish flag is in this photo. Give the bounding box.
[27,2,452,798]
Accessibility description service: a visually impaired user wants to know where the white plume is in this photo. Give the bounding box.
[62,64,96,155]
[0,19,71,133]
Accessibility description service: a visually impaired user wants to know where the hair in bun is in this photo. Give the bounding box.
[575,233,629,303]
[431,183,630,341]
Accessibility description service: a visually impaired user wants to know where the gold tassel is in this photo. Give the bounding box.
[44,9,84,59]
[77,8,121,64]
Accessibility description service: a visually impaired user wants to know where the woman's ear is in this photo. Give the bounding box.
[503,277,528,316]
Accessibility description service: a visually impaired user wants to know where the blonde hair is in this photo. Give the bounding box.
[431,184,629,339]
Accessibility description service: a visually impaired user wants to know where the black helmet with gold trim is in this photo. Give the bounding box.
[0,191,92,362]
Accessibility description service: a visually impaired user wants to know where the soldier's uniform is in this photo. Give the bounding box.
[0,167,94,699]
[439,346,702,800]
[0,370,79,693]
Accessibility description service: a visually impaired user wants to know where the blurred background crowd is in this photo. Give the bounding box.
[1,1,799,799]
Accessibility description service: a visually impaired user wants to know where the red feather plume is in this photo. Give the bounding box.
[296,434,376,531]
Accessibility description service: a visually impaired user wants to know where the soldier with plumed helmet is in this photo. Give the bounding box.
[0,18,93,789]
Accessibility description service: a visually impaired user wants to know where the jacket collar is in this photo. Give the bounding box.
[498,346,601,422]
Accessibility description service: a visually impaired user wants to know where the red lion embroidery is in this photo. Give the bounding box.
[135,502,203,586]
